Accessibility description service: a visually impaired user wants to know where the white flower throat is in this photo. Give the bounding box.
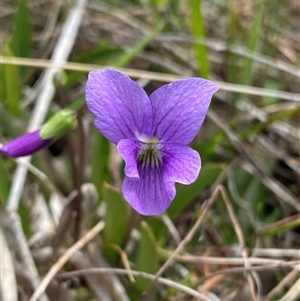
[136,137,163,168]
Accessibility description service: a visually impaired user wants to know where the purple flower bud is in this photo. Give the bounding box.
[0,130,53,158]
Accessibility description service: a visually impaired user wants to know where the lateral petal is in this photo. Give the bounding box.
[149,78,218,144]
[117,139,140,179]
[86,69,153,144]
[162,144,201,184]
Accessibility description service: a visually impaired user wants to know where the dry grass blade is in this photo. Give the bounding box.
[202,264,299,280]
[0,226,18,301]
[1,56,299,101]
[158,33,300,78]
[141,185,221,300]
[106,244,135,283]
[57,268,212,301]
[161,213,182,245]
[159,252,299,267]
[6,212,49,301]
[266,270,299,300]
[29,220,105,301]
[208,110,300,211]
[219,187,257,300]
[278,277,300,301]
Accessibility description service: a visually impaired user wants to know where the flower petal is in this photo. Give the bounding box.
[117,139,140,179]
[149,78,218,144]
[122,166,176,215]
[0,131,52,158]
[86,69,153,144]
[162,144,201,184]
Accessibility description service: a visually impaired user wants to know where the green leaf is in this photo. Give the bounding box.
[10,0,32,58]
[0,104,22,137]
[242,1,264,85]
[190,0,210,78]
[168,163,224,219]
[114,19,165,68]
[230,168,280,225]
[144,217,167,245]
[102,183,130,261]
[0,157,11,207]
[135,221,158,292]
[262,79,279,106]
[1,45,21,116]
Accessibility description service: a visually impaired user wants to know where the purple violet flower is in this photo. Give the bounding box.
[0,130,53,158]
[86,69,219,215]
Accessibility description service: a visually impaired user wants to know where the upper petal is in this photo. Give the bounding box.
[149,78,218,144]
[122,166,176,215]
[162,144,201,184]
[86,69,153,144]
[0,130,52,158]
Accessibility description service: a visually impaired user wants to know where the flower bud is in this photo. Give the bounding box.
[0,110,76,158]
[40,109,76,140]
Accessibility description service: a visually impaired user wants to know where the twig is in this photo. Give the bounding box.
[106,244,135,283]
[1,56,299,101]
[201,263,299,280]
[158,251,300,267]
[7,212,48,301]
[84,243,131,301]
[278,278,300,301]
[220,187,257,300]
[57,268,213,301]
[161,213,181,246]
[0,226,18,301]
[29,220,105,301]
[256,248,300,259]
[66,110,86,241]
[70,251,114,301]
[141,185,221,301]
[266,270,299,301]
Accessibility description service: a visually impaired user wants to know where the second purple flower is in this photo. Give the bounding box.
[86,69,218,215]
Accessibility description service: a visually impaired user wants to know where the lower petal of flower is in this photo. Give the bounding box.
[122,165,176,215]
[162,144,201,184]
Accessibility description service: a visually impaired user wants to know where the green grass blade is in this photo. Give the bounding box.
[0,104,22,137]
[135,221,158,292]
[0,157,11,207]
[226,1,239,84]
[10,0,32,58]
[102,183,130,262]
[2,45,21,116]
[91,128,110,199]
[190,0,210,78]
[242,1,264,85]
[114,19,165,68]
